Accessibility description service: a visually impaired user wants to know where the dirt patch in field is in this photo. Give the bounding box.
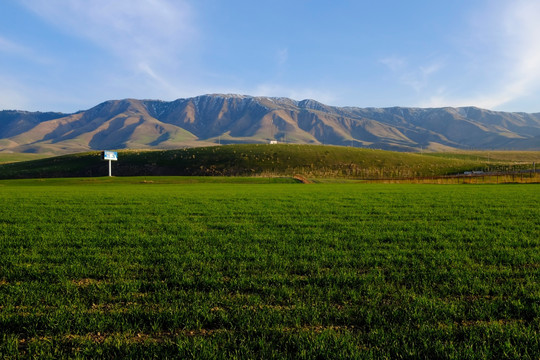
[293,174,311,184]
[459,319,526,327]
[70,278,105,287]
[15,325,359,349]
[281,325,355,333]
[437,319,526,329]
[242,304,297,311]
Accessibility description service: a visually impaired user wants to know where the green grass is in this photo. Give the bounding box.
[0,153,51,164]
[0,176,298,187]
[0,144,501,180]
[1,179,539,358]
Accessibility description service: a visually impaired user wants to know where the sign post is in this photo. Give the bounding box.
[101,151,118,177]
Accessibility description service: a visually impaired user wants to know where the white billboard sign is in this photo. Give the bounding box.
[102,151,118,161]
[101,151,118,176]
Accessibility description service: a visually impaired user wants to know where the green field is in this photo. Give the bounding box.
[1,179,539,358]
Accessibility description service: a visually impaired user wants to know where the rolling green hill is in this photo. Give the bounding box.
[0,144,512,180]
[0,153,50,164]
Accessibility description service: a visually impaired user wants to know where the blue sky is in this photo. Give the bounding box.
[1,0,540,113]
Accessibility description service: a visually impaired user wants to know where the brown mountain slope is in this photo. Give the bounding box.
[1,94,539,154]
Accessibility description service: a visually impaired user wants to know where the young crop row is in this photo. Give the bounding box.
[0,181,539,358]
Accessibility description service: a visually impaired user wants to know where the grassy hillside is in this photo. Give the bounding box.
[0,153,51,164]
[0,144,506,180]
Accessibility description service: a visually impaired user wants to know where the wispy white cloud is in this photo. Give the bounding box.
[0,86,28,110]
[0,35,53,65]
[21,0,195,57]
[402,62,444,92]
[0,36,31,56]
[380,56,406,72]
[486,0,540,108]
[422,0,540,110]
[137,62,183,96]
[378,0,540,111]
[19,0,196,98]
[276,48,289,67]
[0,73,89,111]
[381,56,444,93]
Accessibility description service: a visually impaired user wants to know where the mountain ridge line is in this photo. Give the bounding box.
[1,94,539,154]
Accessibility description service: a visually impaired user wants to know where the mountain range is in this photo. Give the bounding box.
[1,94,539,154]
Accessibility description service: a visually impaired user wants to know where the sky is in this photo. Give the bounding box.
[1,0,540,113]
